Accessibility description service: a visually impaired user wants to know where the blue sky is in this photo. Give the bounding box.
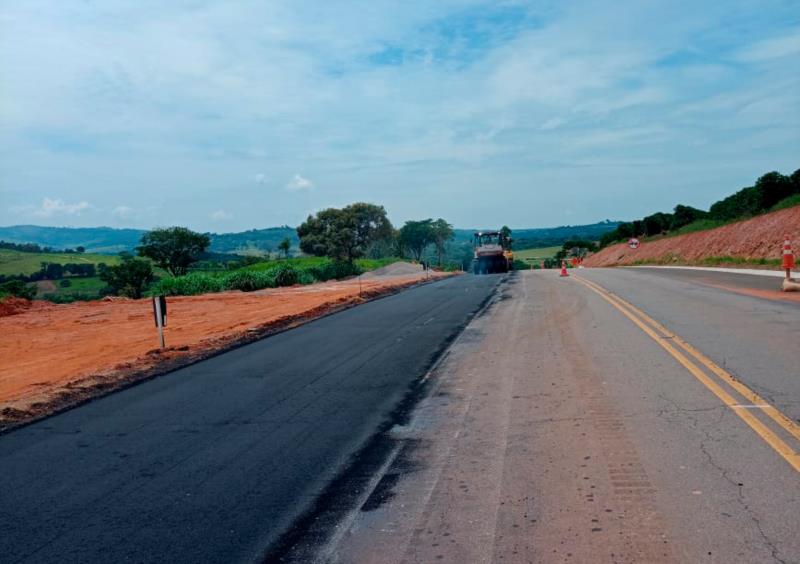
[1,0,798,230]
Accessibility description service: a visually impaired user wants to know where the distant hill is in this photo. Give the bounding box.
[0,221,619,258]
[0,225,146,254]
[454,221,621,249]
[0,225,299,255]
[208,227,299,255]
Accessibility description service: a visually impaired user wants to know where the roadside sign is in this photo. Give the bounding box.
[152,296,167,327]
[628,238,640,250]
[152,296,167,348]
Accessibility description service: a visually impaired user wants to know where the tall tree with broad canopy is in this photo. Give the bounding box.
[137,227,210,276]
[430,218,454,266]
[399,219,434,262]
[297,203,393,263]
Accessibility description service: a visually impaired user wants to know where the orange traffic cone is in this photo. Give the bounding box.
[782,235,799,292]
[782,235,795,279]
[560,260,569,277]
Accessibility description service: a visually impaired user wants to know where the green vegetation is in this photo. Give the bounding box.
[0,225,299,255]
[0,279,36,300]
[398,218,455,263]
[770,193,800,212]
[513,246,561,262]
[298,203,394,262]
[38,277,108,303]
[147,256,398,297]
[600,168,800,247]
[278,237,292,258]
[137,227,211,276]
[631,256,782,268]
[98,256,155,299]
[0,248,119,277]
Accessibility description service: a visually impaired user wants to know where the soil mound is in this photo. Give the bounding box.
[584,205,800,267]
[0,298,33,317]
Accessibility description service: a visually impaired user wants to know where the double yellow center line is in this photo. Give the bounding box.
[574,275,800,473]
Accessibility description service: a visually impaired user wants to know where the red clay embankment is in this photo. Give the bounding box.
[584,206,800,267]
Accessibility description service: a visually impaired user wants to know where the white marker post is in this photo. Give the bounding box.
[153,296,167,349]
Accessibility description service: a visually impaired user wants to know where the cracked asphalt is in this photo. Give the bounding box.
[329,268,799,564]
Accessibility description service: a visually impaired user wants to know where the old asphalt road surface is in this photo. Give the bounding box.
[329,268,799,564]
[0,274,500,564]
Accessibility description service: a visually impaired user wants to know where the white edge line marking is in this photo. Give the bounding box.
[626,266,786,278]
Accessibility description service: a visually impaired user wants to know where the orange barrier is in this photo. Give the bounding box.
[782,235,798,292]
[783,235,795,276]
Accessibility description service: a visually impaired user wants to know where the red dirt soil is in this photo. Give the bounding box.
[0,271,452,428]
[584,205,800,267]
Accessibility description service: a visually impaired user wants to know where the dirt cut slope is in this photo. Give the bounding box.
[585,205,800,267]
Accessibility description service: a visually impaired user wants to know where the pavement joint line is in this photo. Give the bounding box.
[305,274,504,561]
[576,275,800,443]
[573,275,800,473]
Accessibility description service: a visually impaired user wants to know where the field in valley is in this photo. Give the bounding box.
[512,246,561,263]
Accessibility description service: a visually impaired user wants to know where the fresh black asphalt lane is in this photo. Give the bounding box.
[0,274,500,564]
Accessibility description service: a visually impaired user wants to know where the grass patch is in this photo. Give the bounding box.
[0,249,120,277]
[632,255,782,268]
[770,193,800,212]
[513,246,561,262]
[148,258,404,297]
[36,277,109,302]
[672,219,732,235]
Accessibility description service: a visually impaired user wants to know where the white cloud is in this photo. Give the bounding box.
[737,30,800,62]
[112,205,134,218]
[285,174,314,191]
[0,1,797,229]
[31,198,91,218]
[211,209,233,221]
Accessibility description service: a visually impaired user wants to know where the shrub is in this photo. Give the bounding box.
[770,193,800,212]
[0,279,36,300]
[148,273,225,296]
[41,292,95,304]
[272,264,299,287]
[59,279,72,288]
[99,256,155,298]
[223,271,275,292]
[305,261,361,282]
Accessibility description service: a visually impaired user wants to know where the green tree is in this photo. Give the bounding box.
[430,218,455,266]
[0,279,36,300]
[754,171,793,210]
[642,212,673,236]
[278,237,291,259]
[75,246,86,253]
[137,227,210,276]
[98,255,155,299]
[399,219,434,261]
[297,203,393,263]
[39,262,64,280]
[670,205,708,230]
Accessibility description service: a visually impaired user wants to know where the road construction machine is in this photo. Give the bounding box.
[472,231,513,274]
